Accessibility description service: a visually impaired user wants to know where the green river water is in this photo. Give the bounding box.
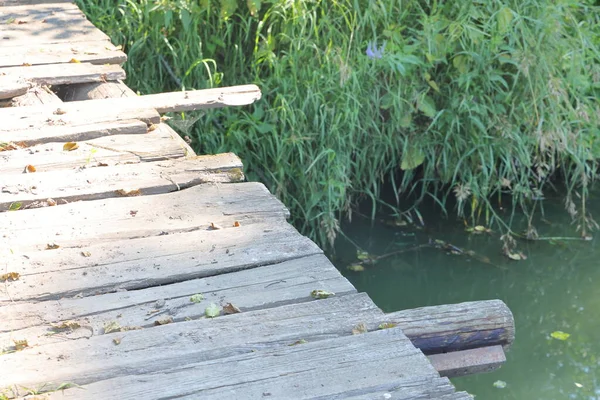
[333,195,600,399]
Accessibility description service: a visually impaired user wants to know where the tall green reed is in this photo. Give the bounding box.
[77,0,600,248]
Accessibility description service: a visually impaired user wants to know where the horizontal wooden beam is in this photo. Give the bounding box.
[428,345,507,377]
[386,299,515,355]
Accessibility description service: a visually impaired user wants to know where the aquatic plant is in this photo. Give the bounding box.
[76,0,600,248]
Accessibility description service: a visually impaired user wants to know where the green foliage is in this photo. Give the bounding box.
[77,0,600,248]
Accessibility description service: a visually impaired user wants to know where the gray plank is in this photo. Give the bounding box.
[0,100,159,134]
[0,3,110,47]
[428,345,506,377]
[0,62,125,90]
[0,41,126,67]
[0,182,288,249]
[0,126,191,175]
[386,300,515,353]
[0,294,391,390]
[0,153,243,211]
[0,221,319,302]
[11,85,62,106]
[0,254,355,347]
[38,327,439,400]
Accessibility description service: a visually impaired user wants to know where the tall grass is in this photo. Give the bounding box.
[77,0,600,248]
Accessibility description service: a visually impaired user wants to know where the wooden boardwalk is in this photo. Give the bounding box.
[0,1,514,399]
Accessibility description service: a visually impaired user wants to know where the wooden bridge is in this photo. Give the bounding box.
[0,1,515,399]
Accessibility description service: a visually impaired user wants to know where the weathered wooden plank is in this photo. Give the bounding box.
[0,41,126,68]
[0,295,435,394]
[0,138,141,175]
[62,81,196,157]
[0,63,125,96]
[28,327,440,400]
[0,3,110,47]
[0,254,355,348]
[0,221,319,302]
[0,153,243,211]
[11,85,62,106]
[313,377,459,399]
[428,345,507,378]
[0,79,27,100]
[385,299,515,353]
[0,181,288,248]
[2,118,147,146]
[0,0,72,5]
[0,100,159,134]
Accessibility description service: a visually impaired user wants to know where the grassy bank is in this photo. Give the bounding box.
[77,0,600,248]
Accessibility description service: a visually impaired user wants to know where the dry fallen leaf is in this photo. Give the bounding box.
[154,316,174,326]
[81,251,91,257]
[50,321,81,332]
[46,243,60,250]
[0,272,20,282]
[209,222,223,230]
[222,303,241,314]
[47,198,57,206]
[53,108,67,115]
[69,58,81,63]
[147,124,157,132]
[63,142,79,151]
[113,338,121,345]
[233,221,241,227]
[352,323,368,335]
[116,189,141,197]
[13,339,28,351]
[103,321,122,334]
[378,322,398,330]
[21,62,32,66]
[24,164,36,173]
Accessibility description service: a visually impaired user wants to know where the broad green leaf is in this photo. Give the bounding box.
[220,0,237,20]
[497,7,513,34]
[347,263,365,272]
[8,202,22,211]
[399,113,412,128]
[427,79,440,93]
[311,289,335,299]
[550,331,570,341]
[493,380,507,389]
[380,93,395,110]
[378,322,398,330]
[190,293,204,303]
[417,95,437,118]
[356,250,370,261]
[205,303,221,318]
[453,55,468,74]
[180,9,192,32]
[401,147,425,171]
[247,0,261,16]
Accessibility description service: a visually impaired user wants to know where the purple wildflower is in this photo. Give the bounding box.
[366,41,386,59]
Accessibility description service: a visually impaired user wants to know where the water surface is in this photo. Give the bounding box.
[333,197,600,399]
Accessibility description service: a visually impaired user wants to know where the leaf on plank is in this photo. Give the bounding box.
[63,142,79,151]
[222,302,241,314]
[13,339,28,351]
[190,293,204,303]
[209,222,223,230]
[50,321,81,332]
[378,322,398,330]
[8,202,22,211]
[103,321,122,334]
[289,339,307,346]
[352,323,368,335]
[311,289,335,299]
[46,243,60,250]
[205,303,221,318]
[115,189,141,197]
[0,272,20,282]
[24,164,36,173]
[154,316,174,326]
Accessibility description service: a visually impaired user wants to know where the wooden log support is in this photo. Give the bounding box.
[385,299,515,355]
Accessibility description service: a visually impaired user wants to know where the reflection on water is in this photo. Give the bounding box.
[333,197,600,399]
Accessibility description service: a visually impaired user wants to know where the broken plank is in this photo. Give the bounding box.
[0,294,393,390]
[0,221,319,302]
[0,181,289,248]
[0,153,243,211]
[0,3,110,47]
[0,62,125,89]
[0,41,126,68]
[11,84,62,106]
[385,299,515,353]
[0,254,355,347]
[41,332,443,400]
[428,345,507,378]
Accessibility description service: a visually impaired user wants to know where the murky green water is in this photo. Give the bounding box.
[333,196,600,399]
